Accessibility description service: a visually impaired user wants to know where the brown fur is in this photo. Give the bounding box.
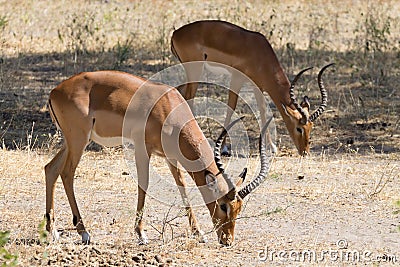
[171,20,327,155]
[45,70,246,245]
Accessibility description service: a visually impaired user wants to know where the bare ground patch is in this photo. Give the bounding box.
[0,150,399,266]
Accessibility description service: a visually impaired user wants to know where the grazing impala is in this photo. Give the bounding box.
[171,20,334,156]
[45,70,271,246]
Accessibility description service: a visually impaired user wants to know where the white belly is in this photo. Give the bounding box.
[90,130,123,147]
[204,62,232,76]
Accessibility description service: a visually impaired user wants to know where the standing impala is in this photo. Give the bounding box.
[171,20,334,156]
[45,70,271,246]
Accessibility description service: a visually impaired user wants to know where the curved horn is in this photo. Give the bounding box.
[309,63,335,122]
[238,117,274,199]
[289,67,313,124]
[214,116,245,174]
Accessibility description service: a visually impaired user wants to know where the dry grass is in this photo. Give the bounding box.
[0,149,399,266]
[1,0,399,153]
[1,0,400,266]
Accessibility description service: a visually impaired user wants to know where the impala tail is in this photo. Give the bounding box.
[170,38,182,63]
[48,99,61,130]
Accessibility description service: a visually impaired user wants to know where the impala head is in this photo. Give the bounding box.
[208,117,273,245]
[282,63,334,156]
[205,169,246,246]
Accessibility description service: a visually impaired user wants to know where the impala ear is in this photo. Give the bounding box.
[225,187,237,201]
[205,172,219,193]
[301,96,310,111]
[282,103,308,124]
[282,104,296,120]
[281,104,289,116]
[236,167,247,187]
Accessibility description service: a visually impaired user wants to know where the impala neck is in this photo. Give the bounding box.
[192,168,227,197]
[174,119,228,196]
[258,65,293,118]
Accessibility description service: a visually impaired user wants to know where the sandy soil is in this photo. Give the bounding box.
[1,149,398,266]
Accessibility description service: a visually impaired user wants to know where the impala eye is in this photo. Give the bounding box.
[296,127,303,134]
[220,203,227,213]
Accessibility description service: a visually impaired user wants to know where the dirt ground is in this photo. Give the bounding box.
[0,149,399,266]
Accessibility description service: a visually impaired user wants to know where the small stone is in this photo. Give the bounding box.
[132,255,141,263]
[146,259,157,265]
[91,247,101,255]
[154,255,163,263]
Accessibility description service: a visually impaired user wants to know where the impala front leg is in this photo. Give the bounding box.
[223,74,245,156]
[167,159,207,243]
[134,143,151,245]
[254,87,277,153]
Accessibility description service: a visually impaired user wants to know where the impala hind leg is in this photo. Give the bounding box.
[45,145,67,241]
[46,130,91,244]
[167,159,207,243]
[134,143,151,245]
[182,62,203,112]
[61,133,91,243]
[60,150,90,243]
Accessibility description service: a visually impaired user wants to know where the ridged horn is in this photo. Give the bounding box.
[289,67,313,125]
[214,116,245,174]
[238,117,274,199]
[309,63,335,122]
